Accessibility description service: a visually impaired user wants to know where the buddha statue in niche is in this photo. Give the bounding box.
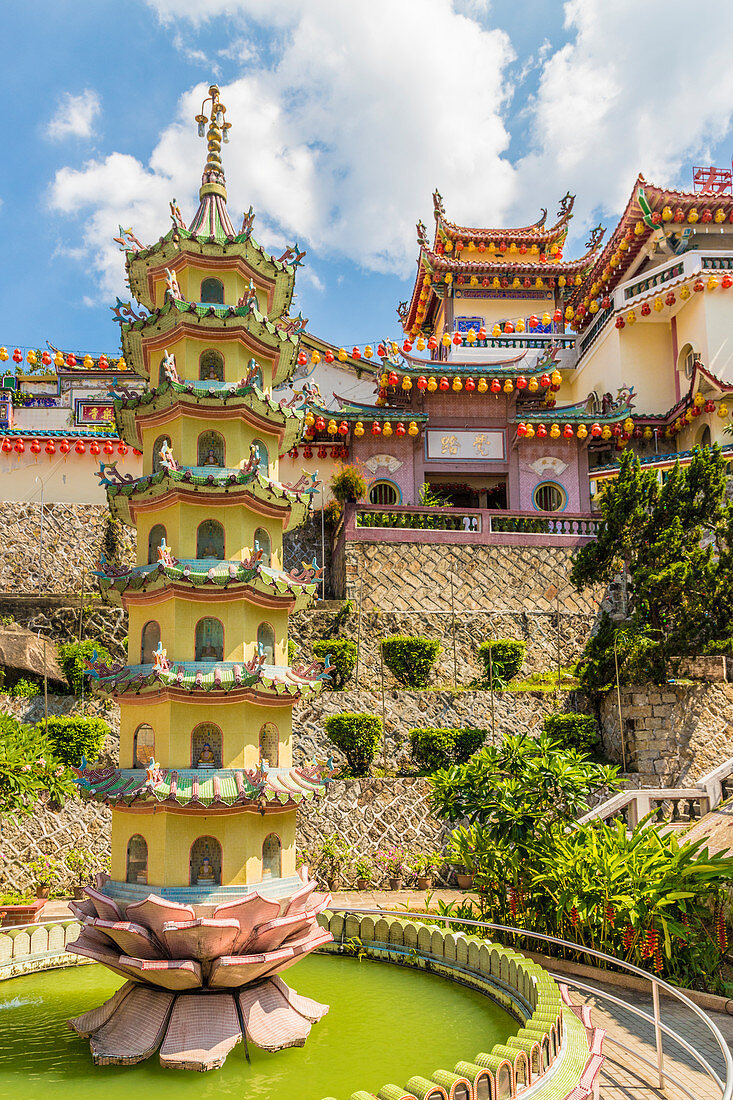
[197,856,215,883]
[197,742,216,767]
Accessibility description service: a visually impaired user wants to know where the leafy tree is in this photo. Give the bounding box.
[0,712,75,817]
[324,712,382,776]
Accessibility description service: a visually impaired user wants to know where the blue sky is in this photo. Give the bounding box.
[2,0,733,360]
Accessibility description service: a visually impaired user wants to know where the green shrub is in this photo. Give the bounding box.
[324,712,382,776]
[543,712,599,753]
[409,727,485,772]
[330,464,367,503]
[40,715,111,767]
[380,636,442,688]
[58,640,113,695]
[477,639,526,685]
[287,639,298,664]
[313,638,357,689]
[11,677,40,698]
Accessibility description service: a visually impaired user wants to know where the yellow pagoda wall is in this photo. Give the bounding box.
[134,501,283,568]
[146,332,274,388]
[139,414,281,477]
[149,265,268,316]
[110,807,296,887]
[127,599,289,665]
[679,292,733,384]
[119,697,293,770]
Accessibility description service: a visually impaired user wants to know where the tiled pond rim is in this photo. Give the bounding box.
[1,909,731,1099]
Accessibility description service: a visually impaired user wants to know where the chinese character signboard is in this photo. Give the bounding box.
[455,316,484,333]
[426,428,505,461]
[75,400,115,426]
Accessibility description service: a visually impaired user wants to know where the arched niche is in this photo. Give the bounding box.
[254,526,271,566]
[696,424,711,448]
[148,523,167,565]
[251,438,269,475]
[189,836,222,886]
[199,349,224,382]
[191,721,222,769]
[133,723,155,768]
[152,434,171,473]
[200,277,224,304]
[126,834,148,884]
[262,833,281,880]
[198,429,225,468]
[197,519,225,560]
[259,721,279,767]
[140,621,161,664]
[195,617,224,662]
[257,621,275,664]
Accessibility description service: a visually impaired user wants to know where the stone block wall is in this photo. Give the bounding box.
[599,682,733,785]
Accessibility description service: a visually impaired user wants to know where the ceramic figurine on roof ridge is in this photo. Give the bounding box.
[67,82,334,1073]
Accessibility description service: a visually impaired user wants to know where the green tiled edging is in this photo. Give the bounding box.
[317,911,595,1100]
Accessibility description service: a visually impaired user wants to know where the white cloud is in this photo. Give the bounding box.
[49,0,516,298]
[514,0,733,243]
[46,90,101,141]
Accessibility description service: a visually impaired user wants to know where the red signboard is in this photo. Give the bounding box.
[692,165,733,195]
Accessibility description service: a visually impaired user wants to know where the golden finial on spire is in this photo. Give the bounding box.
[195,84,232,202]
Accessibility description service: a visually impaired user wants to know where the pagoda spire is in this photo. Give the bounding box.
[189,83,236,239]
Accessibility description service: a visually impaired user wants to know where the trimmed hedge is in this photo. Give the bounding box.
[543,712,599,753]
[313,638,357,690]
[380,635,442,688]
[58,640,113,695]
[40,715,111,767]
[409,727,485,772]
[477,639,526,685]
[324,712,382,776]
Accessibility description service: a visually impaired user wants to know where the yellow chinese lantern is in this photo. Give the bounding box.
[715,208,726,223]
[364,345,373,359]
[515,319,525,333]
[550,423,561,438]
[442,332,451,347]
[680,286,690,300]
[117,357,127,370]
[427,376,438,392]
[643,426,653,441]
[577,423,588,440]
[305,411,315,427]
[445,273,453,284]
[0,347,7,361]
[688,208,699,223]
[54,351,64,368]
[601,425,612,440]
[444,240,453,252]
[634,221,645,236]
[327,419,338,435]
[623,417,634,434]
[654,297,664,312]
[382,422,393,437]
[707,275,719,290]
[452,376,462,392]
[525,423,535,438]
[467,328,477,343]
[311,350,321,364]
[558,275,566,287]
[503,379,513,394]
[662,205,673,221]
[477,378,488,393]
[391,342,399,355]
[575,274,583,286]
[589,300,599,314]
[627,310,636,324]
[492,324,501,337]
[354,421,364,437]
[83,354,94,368]
[27,350,38,366]
[408,421,419,436]
[338,347,347,361]
[535,277,544,289]
[528,377,539,392]
[416,336,425,351]
[402,376,412,391]
[550,369,562,387]
[693,392,705,407]
[718,402,729,418]
[380,373,389,386]
[565,306,574,321]
[512,277,521,289]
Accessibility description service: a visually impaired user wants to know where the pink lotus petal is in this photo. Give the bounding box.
[125,896,196,940]
[159,993,241,1070]
[68,932,145,984]
[118,955,203,991]
[161,917,240,962]
[87,917,160,960]
[271,974,329,1023]
[83,886,123,923]
[89,986,174,1065]
[68,981,137,1037]
[69,899,97,921]
[208,947,295,989]
[280,879,317,916]
[272,929,334,977]
[238,979,311,1051]
[212,892,280,947]
[245,912,311,954]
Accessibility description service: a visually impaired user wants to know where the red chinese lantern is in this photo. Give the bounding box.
[478,327,487,340]
[90,441,101,455]
[133,448,142,456]
[41,351,52,366]
[75,441,86,454]
[371,422,381,435]
[98,354,109,369]
[528,314,539,329]
[66,354,77,367]
[516,423,527,437]
[12,348,22,363]
[641,302,651,316]
[553,309,563,323]
[403,340,413,353]
[427,335,438,350]
[290,447,299,458]
[324,350,334,363]
[516,375,528,390]
[297,351,307,365]
[693,279,704,293]
[317,446,327,459]
[30,439,41,454]
[701,209,713,223]
[691,405,702,417]
[14,440,25,453]
[416,376,428,391]
[540,373,551,387]
[612,424,622,437]
[536,424,547,438]
[388,371,399,386]
[352,346,361,360]
[722,274,733,290]
[705,400,716,413]
[303,446,313,459]
[504,321,514,334]
[377,343,386,357]
[395,423,406,436]
[563,425,573,438]
[1,439,11,453]
[452,331,462,345]
[665,292,676,306]
[490,379,501,393]
[633,427,643,439]
[439,377,450,391]
[601,296,610,309]
[45,441,56,455]
[591,423,602,437]
[615,317,625,329]
[60,440,70,454]
[103,441,114,455]
[464,377,476,392]
[117,443,128,456]
[338,421,348,436]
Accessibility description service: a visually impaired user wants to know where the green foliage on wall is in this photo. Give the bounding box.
[313,638,357,689]
[408,726,485,772]
[324,712,383,776]
[380,635,442,688]
[40,715,111,768]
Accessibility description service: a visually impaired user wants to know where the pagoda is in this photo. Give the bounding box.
[66,86,335,1071]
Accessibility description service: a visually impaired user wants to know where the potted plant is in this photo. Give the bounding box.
[353,854,374,891]
[446,828,476,890]
[317,833,351,891]
[64,847,96,900]
[24,854,61,899]
[376,846,406,890]
[410,851,442,890]
[329,462,367,504]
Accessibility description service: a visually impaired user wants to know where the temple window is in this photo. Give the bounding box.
[199,349,224,382]
[262,833,281,879]
[157,359,167,386]
[189,836,222,886]
[254,527,271,566]
[140,621,161,664]
[133,723,155,767]
[197,519,225,560]
[259,722,279,767]
[191,722,222,769]
[257,621,276,664]
[126,834,148,884]
[152,435,171,474]
[198,429,225,468]
[195,617,224,662]
[533,483,565,512]
[200,277,224,304]
[148,523,167,564]
[369,480,399,506]
[696,424,711,449]
[251,438,269,475]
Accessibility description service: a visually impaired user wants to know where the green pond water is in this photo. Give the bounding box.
[0,958,514,1100]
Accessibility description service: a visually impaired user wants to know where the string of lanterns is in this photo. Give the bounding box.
[0,347,126,370]
[0,438,140,457]
[288,444,349,460]
[613,274,733,329]
[377,367,563,395]
[517,395,731,445]
[303,411,422,439]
